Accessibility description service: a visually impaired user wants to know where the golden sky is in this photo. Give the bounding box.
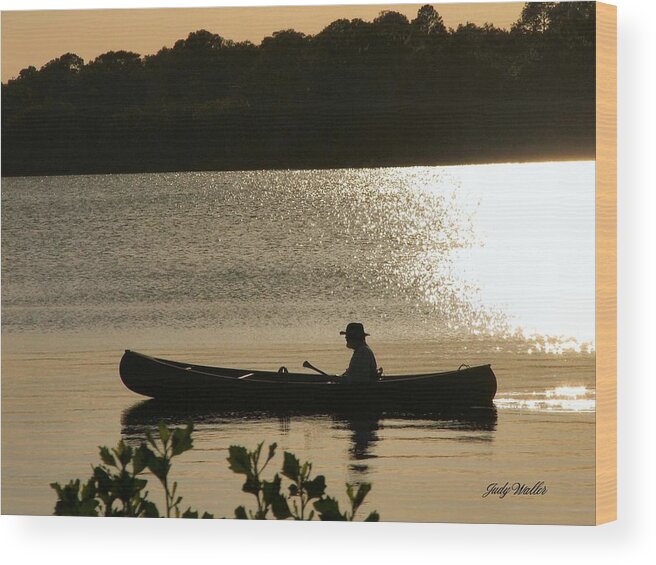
[1,2,524,82]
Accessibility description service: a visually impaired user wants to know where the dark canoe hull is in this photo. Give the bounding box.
[119,350,497,409]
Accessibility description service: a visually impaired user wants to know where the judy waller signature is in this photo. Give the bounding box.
[482,482,548,499]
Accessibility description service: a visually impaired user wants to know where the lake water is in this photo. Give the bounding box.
[1,162,596,523]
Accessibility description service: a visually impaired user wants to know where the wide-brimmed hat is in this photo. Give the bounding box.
[339,322,370,339]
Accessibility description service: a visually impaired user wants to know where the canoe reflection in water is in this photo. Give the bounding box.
[121,400,497,472]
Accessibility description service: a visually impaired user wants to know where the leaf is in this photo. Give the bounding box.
[171,424,194,456]
[350,483,372,514]
[364,511,380,522]
[147,455,171,483]
[266,443,277,464]
[113,473,147,502]
[133,444,152,475]
[80,478,97,501]
[93,466,113,495]
[252,442,264,466]
[262,475,282,506]
[288,484,299,497]
[145,430,158,450]
[242,475,261,496]
[271,494,292,520]
[303,475,326,500]
[158,422,170,445]
[114,441,133,467]
[314,497,347,521]
[140,500,160,518]
[50,482,64,498]
[182,508,199,518]
[78,499,100,516]
[282,452,300,482]
[133,477,148,493]
[201,512,214,519]
[99,446,116,468]
[234,505,248,520]
[227,445,252,475]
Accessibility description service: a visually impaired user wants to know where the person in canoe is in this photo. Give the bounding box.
[340,322,379,384]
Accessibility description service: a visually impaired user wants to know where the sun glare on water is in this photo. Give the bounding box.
[495,386,596,412]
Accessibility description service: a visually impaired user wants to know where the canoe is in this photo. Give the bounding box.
[119,350,497,408]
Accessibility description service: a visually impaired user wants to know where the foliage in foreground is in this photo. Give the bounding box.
[51,423,378,521]
[228,442,378,521]
[51,423,211,518]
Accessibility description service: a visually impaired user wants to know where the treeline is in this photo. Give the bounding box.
[1,3,596,177]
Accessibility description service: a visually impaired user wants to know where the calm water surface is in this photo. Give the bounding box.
[1,162,595,523]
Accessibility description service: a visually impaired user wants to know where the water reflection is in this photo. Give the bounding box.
[334,411,381,464]
[121,400,497,469]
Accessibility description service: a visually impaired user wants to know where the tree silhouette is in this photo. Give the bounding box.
[41,52,85,74]
[412,4,447,36]
[512,2,555,34]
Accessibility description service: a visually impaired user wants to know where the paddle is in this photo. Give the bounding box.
[302,360,329,376]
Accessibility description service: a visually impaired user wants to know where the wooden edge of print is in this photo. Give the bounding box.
[595,1,617,525]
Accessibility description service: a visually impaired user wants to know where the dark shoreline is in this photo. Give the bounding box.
[1,152,594,179]
[2,128,595,178]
